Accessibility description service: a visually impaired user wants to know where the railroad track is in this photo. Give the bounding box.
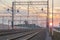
[8,31,39,40]
[0,29,35,36]
[0,28,46,40]
[8,29,44,40]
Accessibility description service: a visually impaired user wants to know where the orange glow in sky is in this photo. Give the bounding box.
[49,14,52,18]
[0,0,60,27]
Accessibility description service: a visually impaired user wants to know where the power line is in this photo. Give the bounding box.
[0,0,12,8]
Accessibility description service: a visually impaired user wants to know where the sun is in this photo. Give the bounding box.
[49,22,52,26]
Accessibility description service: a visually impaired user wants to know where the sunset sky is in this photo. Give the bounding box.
[0,0,60,27]
[0,0,60,8]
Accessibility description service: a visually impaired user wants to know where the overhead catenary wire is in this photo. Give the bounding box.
[0,0,12,8]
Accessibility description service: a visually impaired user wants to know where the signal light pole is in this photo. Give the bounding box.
[47,0,49,32]
[52,0,54,36]
[12,2,14,29]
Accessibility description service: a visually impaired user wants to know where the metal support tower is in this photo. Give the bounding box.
[12,1,49,30]
[47,0,49,32]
